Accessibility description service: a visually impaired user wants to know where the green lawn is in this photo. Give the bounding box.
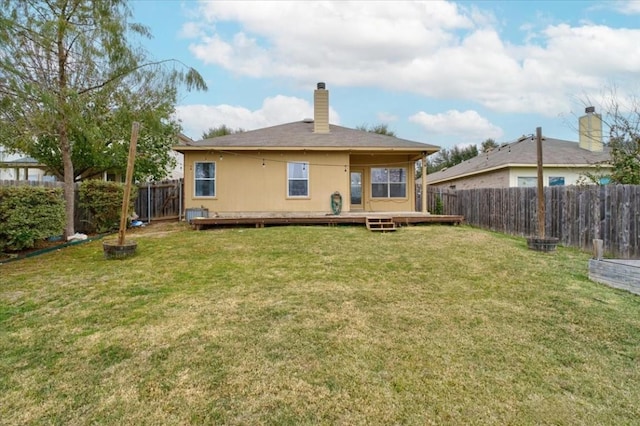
[1,224,639,425]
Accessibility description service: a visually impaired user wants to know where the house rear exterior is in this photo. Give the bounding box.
[427,108,612,189]
[174,83,439,215]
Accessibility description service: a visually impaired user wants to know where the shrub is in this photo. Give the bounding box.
[433,194,444,215]
[79,180,137,234]
[0,186,65,251]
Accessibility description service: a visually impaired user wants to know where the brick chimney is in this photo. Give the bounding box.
[579,106,603,152]
[314,82,329,133]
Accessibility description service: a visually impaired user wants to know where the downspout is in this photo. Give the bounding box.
[421,153,428,213]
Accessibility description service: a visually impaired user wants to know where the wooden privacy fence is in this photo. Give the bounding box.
[421,185,640,258]
[134,179,183,222]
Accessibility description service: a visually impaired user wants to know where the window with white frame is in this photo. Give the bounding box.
[195,162,215,197]
[371,167,407,198]
[517,177,537,187]
[287,162,308,197]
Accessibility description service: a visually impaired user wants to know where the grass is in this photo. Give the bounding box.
[1,223,639,425]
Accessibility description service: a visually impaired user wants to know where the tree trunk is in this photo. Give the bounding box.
[60,127,75,238]
[57,10,74,238]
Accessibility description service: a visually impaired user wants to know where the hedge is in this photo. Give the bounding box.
[79,180,137,234]
[0,186,66,251]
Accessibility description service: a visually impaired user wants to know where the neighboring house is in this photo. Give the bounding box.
[174,83,439,214]
[0,148,54,181]
[166,133,190,180]
[427,109,612,189]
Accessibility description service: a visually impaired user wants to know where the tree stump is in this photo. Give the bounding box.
[103,240,137,259]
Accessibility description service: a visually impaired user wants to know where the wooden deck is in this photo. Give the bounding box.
[589,259,640,296]
[190,212,463,230]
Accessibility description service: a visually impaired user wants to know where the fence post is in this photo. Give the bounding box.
[179,178,183,221]
[593,239,603,260]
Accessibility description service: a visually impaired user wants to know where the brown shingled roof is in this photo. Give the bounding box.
[174,120,439,153]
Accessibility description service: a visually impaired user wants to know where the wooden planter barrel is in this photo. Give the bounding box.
[527,237,559,252]
[103,240,137,259]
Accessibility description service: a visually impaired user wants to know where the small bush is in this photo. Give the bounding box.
[79,180,137,234]
[0,186,65,251]
[433,194,444,215]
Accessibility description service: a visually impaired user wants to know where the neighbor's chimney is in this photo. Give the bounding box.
[314,82,330,134]
[579,106,603,152]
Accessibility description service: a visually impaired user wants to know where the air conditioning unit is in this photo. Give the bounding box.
[185,208,209,223]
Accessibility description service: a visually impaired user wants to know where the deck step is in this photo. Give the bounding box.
[366,217,396,232]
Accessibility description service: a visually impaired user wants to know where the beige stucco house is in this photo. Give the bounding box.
[427,109,612,189]
[174,83,439,215]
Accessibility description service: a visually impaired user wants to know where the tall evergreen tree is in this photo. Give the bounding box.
[481,138,499,153]
[426,145,478,173]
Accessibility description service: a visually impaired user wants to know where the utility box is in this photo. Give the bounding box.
[185,208,209,223]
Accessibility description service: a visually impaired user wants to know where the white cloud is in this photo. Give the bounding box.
[409,109,504,143]
[182,0,640,117]
[611,0,640,15]
[179,22,205,39]
[175,96,340,140]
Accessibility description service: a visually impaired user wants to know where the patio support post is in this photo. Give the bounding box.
[421,152,428,213]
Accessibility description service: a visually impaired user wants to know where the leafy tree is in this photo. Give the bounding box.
[0,0,207,237]
[450,144,478,165]
[202,124,244,139]
[29,92,182,182]
[356,123,396,137]
[576,167,611,186]
[481,138,499,153]
[607,106,640,184]
[426,145,478,173]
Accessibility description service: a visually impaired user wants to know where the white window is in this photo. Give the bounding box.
[287,162,308,197]
[371,167,407,198]
[517,177,537,187]
[195,162,215,197]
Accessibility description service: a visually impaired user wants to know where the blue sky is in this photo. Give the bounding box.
[130,0,640,149]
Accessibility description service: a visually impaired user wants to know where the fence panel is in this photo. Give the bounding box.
[422,184,640,259]
[5,180,639,257]
[134,179,183,222]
